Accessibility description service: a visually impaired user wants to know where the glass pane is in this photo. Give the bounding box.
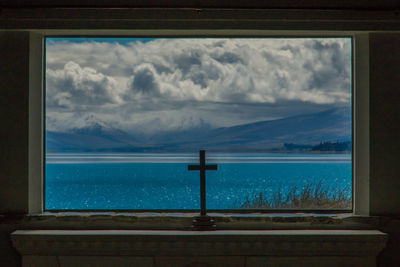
[206,154,351,210]
[45,155,199,209]
[45,37,352,210]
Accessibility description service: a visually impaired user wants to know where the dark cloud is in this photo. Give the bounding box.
[212,52,243,64]
[153,63,172,75]
[190,71,208,88]
[281,44,301,54]
[309,67,337,89]
[274,71,289,89]
[262,51,278,64]
[305,40,351,91]
[174,52,202,75]
[130,66,159,95]
[187,63,220,89]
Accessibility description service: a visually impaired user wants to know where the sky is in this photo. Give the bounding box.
[45,37,352,134]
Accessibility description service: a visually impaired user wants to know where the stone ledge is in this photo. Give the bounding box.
[7,213,380,230]
[11,230,387,257]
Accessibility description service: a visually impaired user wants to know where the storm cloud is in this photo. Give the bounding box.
[45,38,352,133]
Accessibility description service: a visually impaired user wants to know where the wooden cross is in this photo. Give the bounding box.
[188,150,217,230]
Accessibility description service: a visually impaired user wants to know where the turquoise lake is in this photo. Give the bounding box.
[45,153,352,210]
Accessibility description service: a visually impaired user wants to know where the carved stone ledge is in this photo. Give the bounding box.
[12,230,387,257]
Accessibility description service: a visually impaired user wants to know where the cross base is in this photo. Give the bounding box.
[192,215,216,231]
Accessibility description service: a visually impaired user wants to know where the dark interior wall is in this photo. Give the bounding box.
[369,33,400,216]
[1,0,399,9]
[0,32,29,214]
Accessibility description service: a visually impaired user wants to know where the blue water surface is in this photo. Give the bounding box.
[45,154,351,210]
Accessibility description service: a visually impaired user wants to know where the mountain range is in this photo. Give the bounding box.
[46,108,351,153]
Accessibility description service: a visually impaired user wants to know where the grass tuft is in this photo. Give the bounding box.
[235,181,351,209]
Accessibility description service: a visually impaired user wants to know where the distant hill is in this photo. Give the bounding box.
[46,108,351,153]
[196,108,351,152]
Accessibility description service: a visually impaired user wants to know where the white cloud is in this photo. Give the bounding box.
[46,38,352,133]
[46,61,124,109]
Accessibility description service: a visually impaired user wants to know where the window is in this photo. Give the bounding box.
[43,36,353,212]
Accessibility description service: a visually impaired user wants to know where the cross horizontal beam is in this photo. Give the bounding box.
[188,164,217,171]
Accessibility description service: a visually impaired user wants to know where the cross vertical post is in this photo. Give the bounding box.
[199,150,206,215]
[188,150,218,230]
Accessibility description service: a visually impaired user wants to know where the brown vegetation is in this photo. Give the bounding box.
[236,182,351,209]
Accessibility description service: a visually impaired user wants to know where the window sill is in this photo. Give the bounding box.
[13,212,380,230]
[11,229,387,267]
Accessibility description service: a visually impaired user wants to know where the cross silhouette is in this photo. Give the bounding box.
[188,150,217,230]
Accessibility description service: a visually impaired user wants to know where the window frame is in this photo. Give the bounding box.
[29,30,369,216]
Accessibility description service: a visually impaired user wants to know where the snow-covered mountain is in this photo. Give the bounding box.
[46,115,139,152]
[46,108,351,153]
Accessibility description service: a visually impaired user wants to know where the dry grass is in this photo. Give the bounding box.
[236,182,351,209]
